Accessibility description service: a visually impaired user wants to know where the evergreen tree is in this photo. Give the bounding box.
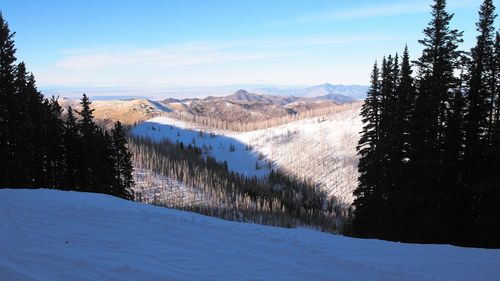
[463,0,498,246]
[440,54,467,245]
[0,12,18,186]
[353,62,384,237]
[62,106,80,190]
[378,55,401,239]
[386,47,416,240]
[76,93,104,192]
[410,0,463,242]
[12,62,33,186]
[0,13,135,202]
[353,0,500,247]
[111,121,134,200]
[465,0,496,155]
[99,130,117,194]
[25,74,48,187]
[483,57,500,244]
[44,97,66,188]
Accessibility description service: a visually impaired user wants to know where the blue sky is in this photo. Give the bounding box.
[0,0,493,92]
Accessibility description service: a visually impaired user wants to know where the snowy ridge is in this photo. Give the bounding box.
[1,189,499,281]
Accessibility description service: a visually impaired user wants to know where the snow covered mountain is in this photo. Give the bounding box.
[1,189,499,281]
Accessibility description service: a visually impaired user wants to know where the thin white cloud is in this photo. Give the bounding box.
[299,3,425,22]
[278,0,478,24]
[54,35,387,71]
[35,33,392,89]
[56,42,260,70]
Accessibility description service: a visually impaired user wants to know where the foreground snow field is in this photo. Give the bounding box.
[1,189,499,281]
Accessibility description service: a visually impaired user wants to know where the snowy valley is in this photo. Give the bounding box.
[131,102,362,205]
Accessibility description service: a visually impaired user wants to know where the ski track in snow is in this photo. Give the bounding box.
[1,189,499,281]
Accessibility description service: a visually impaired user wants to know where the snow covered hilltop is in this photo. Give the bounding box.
[1,189,499,281]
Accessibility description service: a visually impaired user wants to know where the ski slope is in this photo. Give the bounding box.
[132,104,361,204]
[1,189,499,281]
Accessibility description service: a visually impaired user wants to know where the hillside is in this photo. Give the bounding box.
[160,89,343,126]
[58,89,353,129]
[58,98,169,126]
[132,102,362,204]
[1,189,499,281]
[132,116,270,178]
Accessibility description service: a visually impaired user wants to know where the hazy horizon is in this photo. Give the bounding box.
[43,82,371,100]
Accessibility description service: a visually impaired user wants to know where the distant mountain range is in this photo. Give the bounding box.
[57,85,367,126]
[44,83,368,100]
[253,83,368,100]
[159,89,340,124]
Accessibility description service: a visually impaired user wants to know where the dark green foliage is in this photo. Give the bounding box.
[62,106,80,189]
[353,0,500,248]
[0,14,134,200]
[111,121,134,200]
[353,62,385,237]
[0,12,18,187]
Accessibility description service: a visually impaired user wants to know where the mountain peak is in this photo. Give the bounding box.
[316,83,335,88]
[226,89,262,102]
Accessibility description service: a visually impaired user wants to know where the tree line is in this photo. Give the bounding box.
[130,136,351,233]
[0,13,134,200]
[353,0,500,247]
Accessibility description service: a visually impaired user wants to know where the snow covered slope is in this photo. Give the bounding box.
[132,104,361,204]
[234,105,361,204]
[132,117,271,178]
[1,189,499,281]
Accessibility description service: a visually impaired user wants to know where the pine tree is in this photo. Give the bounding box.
[111,121,134,200]
[463,0,498,246]
[44,97,66,189]
[0,12,18,186]
[387,47,416,240]
[409,0,463,242]
[465,0,496,155]
[484,56,500,245]
[63,106,80,190]
[76,94,98,192]
[353,62,384,237]
[0,13,135,202]
[395,46,416,165]
[99,130,117,194]
[12,62,34,186]
[25,74,48,187]
[440,54,467,245]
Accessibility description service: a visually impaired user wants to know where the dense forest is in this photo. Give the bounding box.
[0,13,133,200]
[130,136,351,233]
[353,0,500,248]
